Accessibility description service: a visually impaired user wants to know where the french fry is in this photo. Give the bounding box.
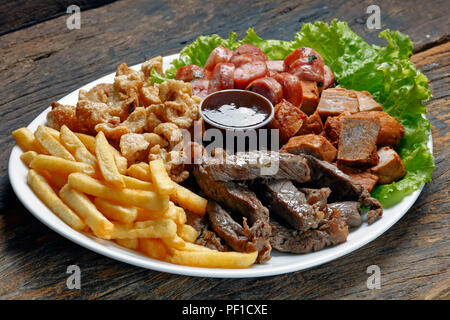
[68,173,169,211]
[162,234,186,250]
[12,127,46,153]
[20,151,38,167]
[135,202,185,224]
[59,184,114,239]
[95,131,125,189]
[94,197,137,223]
[76,132,127,174]
[35,125,75,161]
[167,249,258,268]
[30,154,95,176]
[111,219,176,239]
[177,224,198,243]
[149,159,175,195]
[116,238,139,250]
[27,169,85,230]
[139,238,168,260]
[122,175,154,191]
[60,125,97,168]
[182,242,215,252]
[170,183,207,216]
[127,163,152,181]
[45,126,61,140]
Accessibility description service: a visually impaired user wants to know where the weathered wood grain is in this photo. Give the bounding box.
[0,0,117,36]
[0,0,448,300]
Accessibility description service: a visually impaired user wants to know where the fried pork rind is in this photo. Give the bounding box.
[153,122,183,148]
[141,56,164,78]
[47,102,79,132]
[96,107,148,140]
[155,80,201,129]
[76,100,119,135]
[139,83,162,107]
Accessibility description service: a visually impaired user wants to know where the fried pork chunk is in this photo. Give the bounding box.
[269,99,308,144]
[370,147,406,184]
[337,115,380,168]
[46,102,78,131]
[119,132,168,165]
[355,91,383,112]
[317,88,359,119]
[281,134,337,162]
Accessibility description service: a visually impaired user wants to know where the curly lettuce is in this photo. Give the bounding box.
[166,20,434,207]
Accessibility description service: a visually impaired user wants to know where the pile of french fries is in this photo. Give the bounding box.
[12,125,257,268]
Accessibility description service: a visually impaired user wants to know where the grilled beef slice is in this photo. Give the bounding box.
[193,165,272,262]
[201,151,310,183]
[186,210,230,251]
[300,187,331,212]
[207,201,270,259]
[303,154,383,224]
[258,180,327,231]
[328,202,362,228]
[270,208,349,253]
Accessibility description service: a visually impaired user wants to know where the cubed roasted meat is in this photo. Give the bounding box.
[269,99,308,144]
[338,165,379,192]
[355,91,383,112]
[299,80,319,115]
[328,202,362,228]
[358,111,405,148]
[317,88,359,119]
[370,147,406,184]
[296,110,323,136]
[281,134,337,162]
[337,115,380,168]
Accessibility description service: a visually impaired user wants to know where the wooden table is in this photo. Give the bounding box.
[0,0,448,300]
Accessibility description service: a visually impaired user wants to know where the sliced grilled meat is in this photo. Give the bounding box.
[201,151,310,183]
[328,202,362,228]
[207,201,270,263]
[300,187,331,212]
[303,154,383,224]
[193,165,272,262]
[270,209,349,253]
[259,180,326,231]
[186,210,230,252]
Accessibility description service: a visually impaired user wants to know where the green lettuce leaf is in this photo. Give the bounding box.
[166,20,434,207]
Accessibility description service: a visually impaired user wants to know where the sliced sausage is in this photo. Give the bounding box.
[323,65,334,88]
[266,60,285,75]
[284,47,325,83]
[230,53,261,66]
[272,72,303,107]
[208,63,235,93]
[191,79,210,99]
[234,60,269,89]
[234,44,267,60]
[175,65,205,82]
[246,77,283,105]
[204,45,234,71]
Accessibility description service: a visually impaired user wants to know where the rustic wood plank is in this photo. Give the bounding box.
[0,0,448,300]
[0,0,117,36]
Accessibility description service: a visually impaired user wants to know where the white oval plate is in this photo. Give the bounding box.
[8,54,431,278]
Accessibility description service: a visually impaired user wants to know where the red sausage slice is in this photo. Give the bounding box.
[266,60,285,75]
[272,72,303,107]
[284,47,325,83]
[204,45,234,71]
[191,79,210,99]
[323,65,334,88]
[235,44,267,60]
[246,77,283,105]
[208,63,235,93]
[175,65,205,82]
[230,53,261,67]
[233,60,269,89]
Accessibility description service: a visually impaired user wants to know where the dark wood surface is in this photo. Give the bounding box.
[0,0,448,300]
